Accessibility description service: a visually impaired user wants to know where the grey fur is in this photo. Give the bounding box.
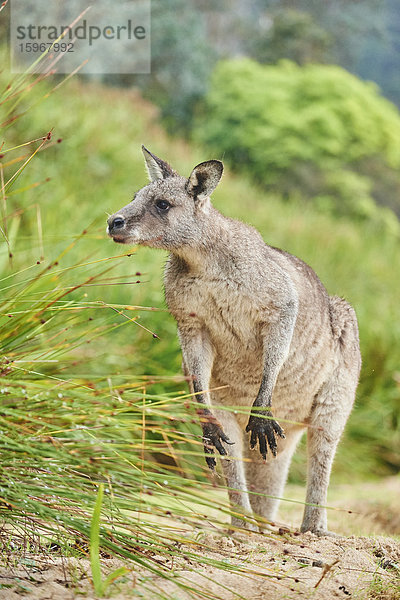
[107,148,361,535]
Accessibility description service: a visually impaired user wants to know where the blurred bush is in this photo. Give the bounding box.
[250,8,332,65]
[133,0,216,133]
[196,58,400,226]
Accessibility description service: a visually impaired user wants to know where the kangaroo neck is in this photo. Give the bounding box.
[170,209,232,276]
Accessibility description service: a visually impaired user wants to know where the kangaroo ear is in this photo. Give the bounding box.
[142,145,175,181]
[186,160,223,201]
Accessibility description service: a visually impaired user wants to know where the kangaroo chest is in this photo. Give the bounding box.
[166,273,265,360]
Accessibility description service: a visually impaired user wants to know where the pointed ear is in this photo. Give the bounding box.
[186,160,223,201]
[142,145,175,181]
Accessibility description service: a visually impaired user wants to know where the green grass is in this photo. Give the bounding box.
[90,483,129,597]
[0,47,399,597]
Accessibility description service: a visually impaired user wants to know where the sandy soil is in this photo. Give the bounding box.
[0,532,399,600]
[1,478,399,599]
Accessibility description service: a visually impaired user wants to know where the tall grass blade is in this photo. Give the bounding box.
[90,483,105,597]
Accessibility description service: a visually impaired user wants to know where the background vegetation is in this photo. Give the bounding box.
[2,57,398,483]
[1,0,399,595]
[197,58,400,222]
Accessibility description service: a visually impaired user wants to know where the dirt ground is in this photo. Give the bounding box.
[1,478,399,600]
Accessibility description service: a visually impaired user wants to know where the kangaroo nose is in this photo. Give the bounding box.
[109,215,125,230]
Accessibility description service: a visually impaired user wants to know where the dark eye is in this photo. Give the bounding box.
[155,199,171,212]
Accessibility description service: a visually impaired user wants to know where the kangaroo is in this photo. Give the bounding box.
[107,146,361,535]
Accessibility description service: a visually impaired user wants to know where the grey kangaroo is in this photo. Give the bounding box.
[107,146,361,535]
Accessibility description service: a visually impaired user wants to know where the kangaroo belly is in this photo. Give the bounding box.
[209,307,336,425]
[167,268,338,425]
[210,346,326,425]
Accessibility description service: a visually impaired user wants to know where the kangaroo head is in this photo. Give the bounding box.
[107,146,223,250]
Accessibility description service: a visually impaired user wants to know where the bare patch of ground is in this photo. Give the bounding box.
[1,532,399,600]
[1,478,399,599]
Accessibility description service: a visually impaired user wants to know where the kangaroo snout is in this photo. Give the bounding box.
[107,214,127,242]
[108,214,125,231]
[109,215,125,230]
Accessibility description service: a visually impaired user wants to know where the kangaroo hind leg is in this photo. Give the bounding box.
[301,310,361,535]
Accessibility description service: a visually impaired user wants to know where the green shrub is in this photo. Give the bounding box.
[196,58,400,225]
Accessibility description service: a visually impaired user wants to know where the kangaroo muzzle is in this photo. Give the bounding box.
[107,214,128,242]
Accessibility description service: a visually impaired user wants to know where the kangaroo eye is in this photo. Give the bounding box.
[156,200,171,212]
